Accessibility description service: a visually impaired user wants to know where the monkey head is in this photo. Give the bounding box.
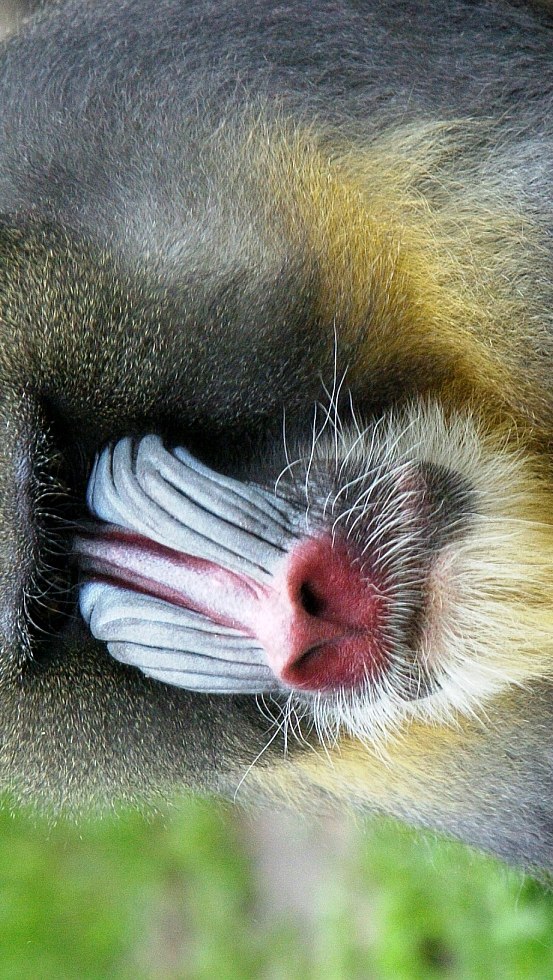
[2,0,553,870]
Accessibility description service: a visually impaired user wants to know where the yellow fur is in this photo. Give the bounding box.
[251,121,552,440]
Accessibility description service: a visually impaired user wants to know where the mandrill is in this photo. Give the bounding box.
[1,0,553,870]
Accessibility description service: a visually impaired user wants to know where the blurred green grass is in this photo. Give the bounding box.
[0,796,552,979]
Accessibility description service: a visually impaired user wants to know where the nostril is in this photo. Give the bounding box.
[299,581,326,618]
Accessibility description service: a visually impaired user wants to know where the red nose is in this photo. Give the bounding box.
[258,535,388,691]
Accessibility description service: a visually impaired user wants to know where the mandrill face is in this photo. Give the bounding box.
[2,0,553,869]
[76,409,529,742]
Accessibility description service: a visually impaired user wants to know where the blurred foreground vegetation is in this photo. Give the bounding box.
[0,795,552,979]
